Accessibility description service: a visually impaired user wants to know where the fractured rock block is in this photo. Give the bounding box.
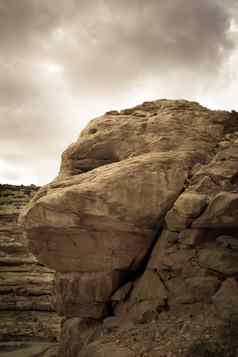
[165,192,209,231]
[212,278,238,320]
[58,318,100,357]
[198,247,238,276]
[130,270,168,304]
[167,276,220,304]
[54,271,125,319]
[22,153,189,274]
[193,192,238,228]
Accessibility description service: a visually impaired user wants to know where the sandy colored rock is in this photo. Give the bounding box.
[130,270,168,304]
[178,229,206,247]
[0,271,53,296]
[76,304,238,357]
[58,100,227,179]
[22,152,189,273]
[0,185,61,342]
[129,227,222,317]
[166,276,220,304]
[148,229,195,273]
[54,271,125,318]
[0,342,58,357]
[216,235,238,249]
[115,270,168,323]
[21,100,230,275]
[19,100,238,354]
[193,192,238,228]
[198,246,238,275]
[165,192,209,231]
[212,278,238,319]
[58,318,100,357]
[0,294,52,312]
[0,311,61,342]
[190,136,238,195]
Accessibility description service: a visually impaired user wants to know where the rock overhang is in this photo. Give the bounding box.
[19,99,238,323]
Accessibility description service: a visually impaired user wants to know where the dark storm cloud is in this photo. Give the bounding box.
[0,0,236,93]
[0,0,238,184]
[55,0,235,93]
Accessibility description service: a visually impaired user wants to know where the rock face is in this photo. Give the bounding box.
[0,185,61,342]
[21,100,238,356]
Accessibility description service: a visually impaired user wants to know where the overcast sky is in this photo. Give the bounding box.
[0,0,238,185]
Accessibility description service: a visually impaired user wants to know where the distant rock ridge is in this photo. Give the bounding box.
[21,99,238,356]
[0,184,61,342]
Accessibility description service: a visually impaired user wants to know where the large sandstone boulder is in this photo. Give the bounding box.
[21,100,231,319]
[20,100,238,355]
[21,152,189,273]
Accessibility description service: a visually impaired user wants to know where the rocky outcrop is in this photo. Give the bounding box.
[0,185,61,342]
[21,100,238,356]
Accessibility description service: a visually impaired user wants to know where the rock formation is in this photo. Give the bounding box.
[21,100,238,356]
[0,184,61,344]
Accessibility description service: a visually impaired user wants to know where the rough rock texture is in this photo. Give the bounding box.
[21,100,238,356]
[0,342,58,357]
[63,305,238,357]
[0,185,61,343]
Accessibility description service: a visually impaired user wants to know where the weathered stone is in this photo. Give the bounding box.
[198,247,238,276]
[216,235,238,249]
[19,100,238,354]
[165,192,209,231]
[148,230,195,274]
[190,175,220,195]
[148,230,179,270]
[178,229,206,247]
[193,192,238,228]
[130,271,168,304]
[22,153,190,274]
[0,342,58,357]
[212,278,238,319]
[58,318,100,357]
[0,311,61,342]
[0,294,53,312]
[54,271,125,318]
[0,271,53,296]
[167,276,220,304]
[138,227,222,310]
[58,100,226,178]
[116,271,168,322]
[0,185,61,342]
[115,299,163,324]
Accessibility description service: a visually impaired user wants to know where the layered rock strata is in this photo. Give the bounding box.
[21,100,238,356]
[0,185,61,342]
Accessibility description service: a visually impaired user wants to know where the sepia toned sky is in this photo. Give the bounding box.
[0,0,238,185]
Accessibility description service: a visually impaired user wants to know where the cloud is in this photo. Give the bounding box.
[0,0,238,185]
[52,0,234,95]
[1,0,235,94]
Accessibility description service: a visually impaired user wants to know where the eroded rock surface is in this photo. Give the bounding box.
[21,100,238,356]
[0,185,61,342]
